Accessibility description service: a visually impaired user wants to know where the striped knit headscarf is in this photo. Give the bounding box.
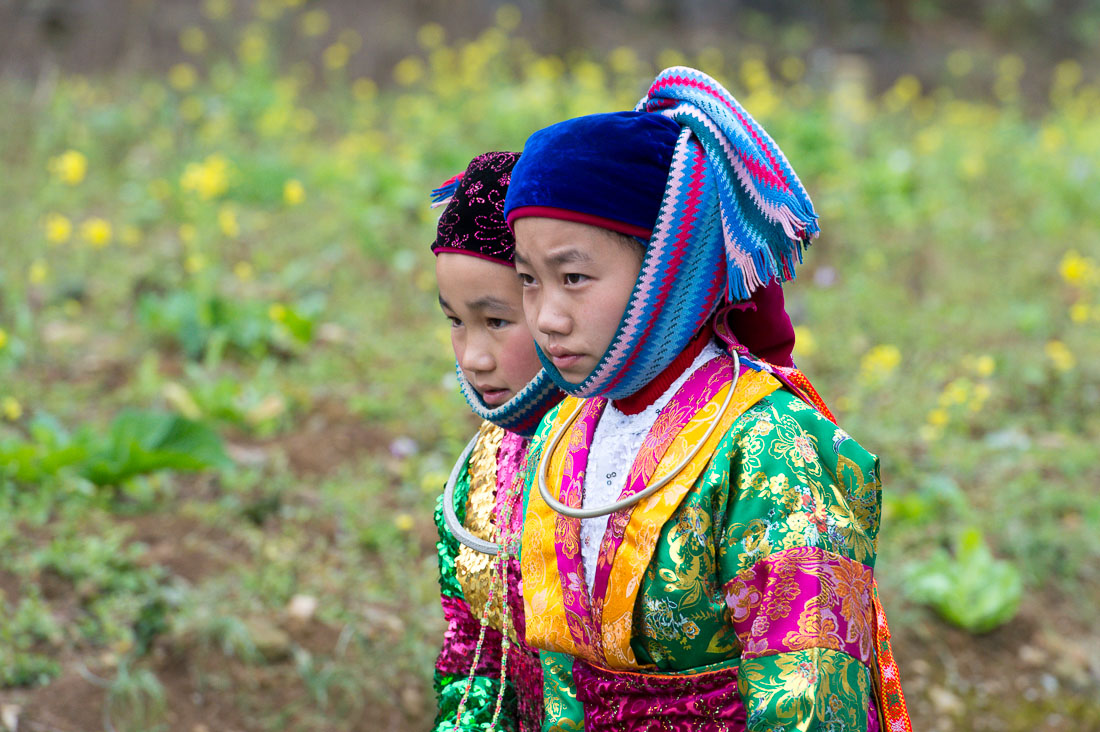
[505,67,818,399]
[430,152,564,437]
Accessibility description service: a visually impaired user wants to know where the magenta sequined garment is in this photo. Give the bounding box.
[573,661,746,731]
[432,426,543,732]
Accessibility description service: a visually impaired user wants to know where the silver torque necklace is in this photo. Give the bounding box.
[537,351,740,519]
[441,435,502,556]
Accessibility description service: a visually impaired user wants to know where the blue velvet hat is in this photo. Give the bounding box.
[503,67,820,400]
[504,111,680,238]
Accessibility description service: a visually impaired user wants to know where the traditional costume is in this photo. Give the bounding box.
[430,152,564,732]
[504,68,911,731]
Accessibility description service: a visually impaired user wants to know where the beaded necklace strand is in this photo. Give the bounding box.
[448,437,524,732]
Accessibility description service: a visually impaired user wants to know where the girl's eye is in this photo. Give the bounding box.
[518,273,535,286]
[486,318,508,329]
[564,273,587,285]
[448,316,462,328]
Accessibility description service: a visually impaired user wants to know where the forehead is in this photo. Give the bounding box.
[435,253,522,308]
[513,217,631,264]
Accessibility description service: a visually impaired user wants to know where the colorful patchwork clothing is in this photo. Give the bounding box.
[433,421,544,732]
[521,354,908,731]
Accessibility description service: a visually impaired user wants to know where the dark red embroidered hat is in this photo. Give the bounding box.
[430,151,520,266]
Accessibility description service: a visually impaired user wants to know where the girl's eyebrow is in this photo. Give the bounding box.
[467,295,514,312]
[514,248,592,268]
[548,248,593,266]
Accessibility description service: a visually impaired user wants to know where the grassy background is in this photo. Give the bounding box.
[1,6,1099,732]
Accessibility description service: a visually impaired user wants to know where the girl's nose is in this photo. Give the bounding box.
[459,333,496,373]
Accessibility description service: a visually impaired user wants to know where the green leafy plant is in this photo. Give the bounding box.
[905,527,1023,633]
[137,289,319,361]
[0,410,229,489]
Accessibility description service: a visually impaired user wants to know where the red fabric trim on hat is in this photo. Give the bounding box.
[506,206,653,240]
[430,246,516,267]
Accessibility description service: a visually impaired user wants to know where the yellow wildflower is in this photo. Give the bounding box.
[608,47,639,75]
[959,154,986,180]
[283,179,306,205]
[973,355,995,377]
[998,54,1025,79]
[81,217,113,248]
[939,379,970,407]
[860,344,901,381]
[180,154,231,199]
[969,383,992,412]
[919,424,941,442]
[0,329,7,350]
[179,26,207,55]
[185,253,207,274]
[269,303,288,322]
[352,77,377,102]
[417,23,445,50]
[393,56,425,86]
[44,213,72,244]
[1069,303,1089,323]
[299,9,329,37]
[234,261,254,281]
[238,27,267,65]
[1053,60,1082,91]
[169,63,198,91]
[29,260,48,285]
[2,397,22,421]
[793,325,817,358]
[1060,250,1096,286]
[218,205,239,237]
[1040,125,1065,154]
[927,408,949,427]
[779,56,805,82]
[658,49,687,70]
[1045,340,1075,372]
[48,149,88,185]
[323,42,350,70]
[393,513,415,532]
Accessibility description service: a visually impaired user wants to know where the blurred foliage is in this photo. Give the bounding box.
[0,3,1099,728]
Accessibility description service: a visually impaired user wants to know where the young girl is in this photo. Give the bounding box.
[429,152,563,731]
[504,68,910,731]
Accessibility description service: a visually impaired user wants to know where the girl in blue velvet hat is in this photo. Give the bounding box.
[504,68,911,732]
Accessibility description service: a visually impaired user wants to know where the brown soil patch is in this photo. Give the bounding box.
[228,399,385,478]
[124,513,249,584]
[0,568,21,603]
[891,599,1100,732]
[275,408,383,477]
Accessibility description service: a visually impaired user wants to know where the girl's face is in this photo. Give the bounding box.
[436,253,542,406]
[513,217,644,384]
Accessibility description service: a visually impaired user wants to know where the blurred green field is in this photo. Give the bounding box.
[2,7,1100,732]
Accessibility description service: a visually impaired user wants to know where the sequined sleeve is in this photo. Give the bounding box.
[719,390,882,730]
[432,426,517,732]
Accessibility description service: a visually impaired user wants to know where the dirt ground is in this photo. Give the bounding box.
[3,408,1099,732]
